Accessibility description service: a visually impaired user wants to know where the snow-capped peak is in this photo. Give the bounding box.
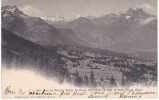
[2,5,18,12]
[41,15,67,23]
[123,8,151,19]
[75,15,85,19]
[71,15,96,21]
[140,17,156,25]
[86,16,96,19]
[54,15,67,22]
[2,5,26,17]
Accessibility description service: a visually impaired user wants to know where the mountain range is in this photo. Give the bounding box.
[2,5,85,47]
[45,8,157,51]
[41,8,157,60]
[2,5,157,60]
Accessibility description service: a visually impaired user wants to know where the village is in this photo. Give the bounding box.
[55,45,157,88]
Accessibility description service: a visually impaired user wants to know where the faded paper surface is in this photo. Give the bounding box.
[2,67,157,99]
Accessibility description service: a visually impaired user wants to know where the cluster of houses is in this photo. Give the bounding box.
[57,47,157,87]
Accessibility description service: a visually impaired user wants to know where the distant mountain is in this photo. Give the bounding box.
[70,15,96,21]
[48,8,157,60]
[2,5,85,47]
[40,15,68,24]
[2,5,157,60]
[128,51,157,61]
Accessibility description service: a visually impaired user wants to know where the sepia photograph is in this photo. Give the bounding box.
[1,0,157,98]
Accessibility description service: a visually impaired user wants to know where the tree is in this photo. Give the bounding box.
[121,75,125,86]
[74,70,83,86]
[110,75,116,86]
[75,70,79,76]
[73,63,76,67]
[100,77,104,82]
[89,70,96,87]
[84,75,89,86]
[120,68,122,72]
[64,66,70,82]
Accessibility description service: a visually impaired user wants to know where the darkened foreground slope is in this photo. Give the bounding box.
[2,28,69,82]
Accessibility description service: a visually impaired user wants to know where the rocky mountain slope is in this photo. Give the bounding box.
[2,5,85,47]
[42,8,157,60]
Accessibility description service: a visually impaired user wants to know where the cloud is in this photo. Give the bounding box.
[140,3,154,10]
[19,4,45,17]
[136,3,156,15]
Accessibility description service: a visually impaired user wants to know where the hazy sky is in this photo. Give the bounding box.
[2,0,157,19]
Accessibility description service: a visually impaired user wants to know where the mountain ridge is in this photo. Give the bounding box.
[2,5,87,47]
[46,8,157,51]
[2,5,157,60]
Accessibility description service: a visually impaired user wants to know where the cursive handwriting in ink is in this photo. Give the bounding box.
[4,86,16,95]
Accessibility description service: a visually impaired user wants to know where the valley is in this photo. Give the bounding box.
[1,5,157,88]
[55,45,157,87]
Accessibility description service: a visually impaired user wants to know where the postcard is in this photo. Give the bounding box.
[1,0,157,99]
